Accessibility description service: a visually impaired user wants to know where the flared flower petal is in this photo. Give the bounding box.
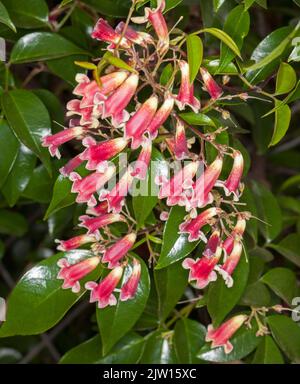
[206,314,247,354]
[146,94,174,139]
[200,67,223,100]
[59,154,83,177]
[125,95,158,149]
[174,118,189,160]
[42,126,84,158]
[91,18,130,48]
[218,240,243,287]
[102,233,137,268]
[222,215,246,256]
[175,60,200,112]
[85,266,123,308]
[179,207,223,242]
[57,256,100,293]
[120,258,141,301]
[86,201,109,216]
[79,213,125,237]
[80,136,128,171]
[55,234,96,252]
[131,139,152,180]
[218,150,244,200]
[116,22,154,47]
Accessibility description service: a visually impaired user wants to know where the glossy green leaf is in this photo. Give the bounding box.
[200,28,242,58]
[1,0,48,29]
[219,5,250,72]
[141,331,177,364]
[275,62,297,95]
[45,175,75,219]
[268,234,300,267]
[22,164,53,203]
[165,0,182,12]
[33,89,65,130]
[244,0,256,10]
[269,102,291,147]
[261,267,296,305]
[207,250,249,326]
[198,323,260,362]
[240,281,271,307]
[252,335,284,364]
[10,32,87,64]
[0,1,16,32]
[1,90,51,174]
[251,181,282,242]
[103,52,137,73]
[0,209,28,237]
[156,206,200,269]
[0,120,19,188]
[82,0,131,17]
[0,251,100,337]
[213,0,226,11]
[179,111,216,127]
[60,335,102,364]
[2,145,36,206]
[267,315,300,363]
[97,256,150,354]
[186,34,203,83]
[203,58,239,75]
[154,260,188,322]
[174,318,206,363]
[47,54,88,86]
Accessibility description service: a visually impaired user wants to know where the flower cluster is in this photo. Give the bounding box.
[42,0,251,351]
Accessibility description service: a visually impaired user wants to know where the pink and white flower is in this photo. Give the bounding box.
[120,258,141,301]
[206,314,248,354]
[60,154,83,177]
[218,240,243,287]
[132,0,169,54]
[200,67,223,100]
[91,18,130,49]
[102,233,137,268]
[85,266,123,308]
[217,150,244,200]
[173,118,189,160]
[42,126,84,158]
[55,234,96,252]
[146,94,174,139]
[179,207,223,242]
[70,165,115,206]
[175,60,201,113]
[222,215,247,256]
[125,95,158,149]
[86,201,109,216]
[79,213,125,237]
[131,139,152,180]
[57,256,100,293]
[116,21,154,47]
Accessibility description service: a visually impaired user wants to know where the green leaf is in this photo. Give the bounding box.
[0,251,100,337]
[156,206,200,269]
[10,32,87,64]
[47,54,88,86]
[103,52,137,73]
[179,111,216,127]
[198,323,260,362]
[275,62,297,95]
[186,34,203,83]
[33,89,65,129]
[60,0,74,6]
[132,148,168,227]
[268,234,300,267]
[22,164,53,203]
[200,28,242,59]
[82,0,131,17]
[240,281,271,307]
[269,102,291,147]
[0,1,16,32]
[244,0,256,10]
[174,318,206,363]
[203,58,239,75]
[160,63,173,86]
[251,181,282,242]
[60,333,144,364]
[154,260,188,322]
[1,0,48,29]
[213,0,226,11]
[252,335,284,364]
[261,267,297,305]
[165,0,182,12]
[141,331,177,363]
[0,209,28,237]
[97,256,150,354]
[45,175,75,219]
[1,90,51,174]
[207,250,249,326]
[219,5,250,72]
[239,186,258,244]
[0,120,19,188]
[267,315,300,362]
[2,145,36,206]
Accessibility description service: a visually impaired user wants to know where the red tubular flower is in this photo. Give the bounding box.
[218,150,244,200]
[70,165,115,206]
[86,201,109,216]
[200,67,223,100]
[59,154,83,177]
[179,207,223,242]
[115,21,154,47]
[132,0,169,53]
[125,95,158,149]
[85,266,123,308]
[55,234,96,252]
[174,118,189,160]
[187,156,223,211]
[57,256,100,293]
[182,231,222,288]
[102,73,139,127]
[131,139,152,180]
[102,233,137,268]
[157,161,199,206]
[91,18,130,49]
[146,94,174,139]
[80,136,128,171]
[222,215,246,256]
[42,126,84,158]
[175,60,201,112]
[120,258,141,301]
[79,213,125,237]
[206,314,248,354]
[100,169,134,213]
[218,240,243,287]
